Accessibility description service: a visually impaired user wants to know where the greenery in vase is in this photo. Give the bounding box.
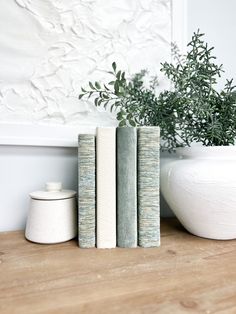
[79,30,236,150]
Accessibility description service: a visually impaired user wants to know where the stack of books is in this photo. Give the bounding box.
[78,127,160,249]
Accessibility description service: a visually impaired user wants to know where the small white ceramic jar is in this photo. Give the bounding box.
[25,182,77,244]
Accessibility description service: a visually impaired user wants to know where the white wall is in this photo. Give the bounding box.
[0,145,78,232]
[187,0,236,89]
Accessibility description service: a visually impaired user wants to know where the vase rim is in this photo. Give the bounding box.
[176,145,236,159]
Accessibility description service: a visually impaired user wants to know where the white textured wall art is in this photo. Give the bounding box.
[0,0,171,126]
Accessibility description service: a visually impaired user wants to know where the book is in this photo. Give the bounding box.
[78,134,96,248]
[138,127,160,247]
[96,127,116,248]
[117,127,137,247]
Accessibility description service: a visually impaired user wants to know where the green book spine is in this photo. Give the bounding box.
[117,127,137,248]
[78,134,96,248]
[138,127,160,247]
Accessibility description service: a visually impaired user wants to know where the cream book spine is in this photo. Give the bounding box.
[96,127,116,248]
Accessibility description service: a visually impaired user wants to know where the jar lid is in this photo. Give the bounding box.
[30,182,76,200]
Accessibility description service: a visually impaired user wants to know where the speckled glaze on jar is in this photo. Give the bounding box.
[25,182,77,244]
[161,146,236,240]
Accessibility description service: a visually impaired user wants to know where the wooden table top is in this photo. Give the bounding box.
[0,218,235,314]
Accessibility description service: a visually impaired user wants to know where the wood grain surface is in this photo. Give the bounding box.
[0,218,235,314]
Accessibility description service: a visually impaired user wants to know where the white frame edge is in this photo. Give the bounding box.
[171,0,188,54]
[0,123,96,147]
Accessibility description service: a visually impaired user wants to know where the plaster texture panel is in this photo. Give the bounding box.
[0,0,171,125]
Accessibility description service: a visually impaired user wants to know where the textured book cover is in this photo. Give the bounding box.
[117,127,137,248]
[78,134,96,248]
[138,127,160,247]
[96,127,116,248]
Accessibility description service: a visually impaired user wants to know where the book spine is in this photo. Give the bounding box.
[78,134,96,248]
[96,127,116,248]
[138,127,160,247]
[117,127,137,247]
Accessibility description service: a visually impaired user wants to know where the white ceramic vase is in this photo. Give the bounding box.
[161,146,236,240]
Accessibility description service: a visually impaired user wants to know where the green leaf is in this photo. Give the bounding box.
[119,87,125,96]
[89,82,96,90]
[119,120,126,127]
[112,62,117,72]
[95,82,101,90]
[104,101,109,109]
[81,87,86,93]
[102,94,109,100]
[114,81,120,94]
[116,70,121,80]
[78,94,84,99]
[117,111,123,120]
[129,120,136,127]
[94,98,99,106]
[110,103,115,112]
[98,99,103,106]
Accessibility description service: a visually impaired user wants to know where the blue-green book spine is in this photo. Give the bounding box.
[78,134,96,248]
[117,127,137,248]
[138,127,160,247]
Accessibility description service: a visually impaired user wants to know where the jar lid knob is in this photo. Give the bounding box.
[46,182,62,192]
